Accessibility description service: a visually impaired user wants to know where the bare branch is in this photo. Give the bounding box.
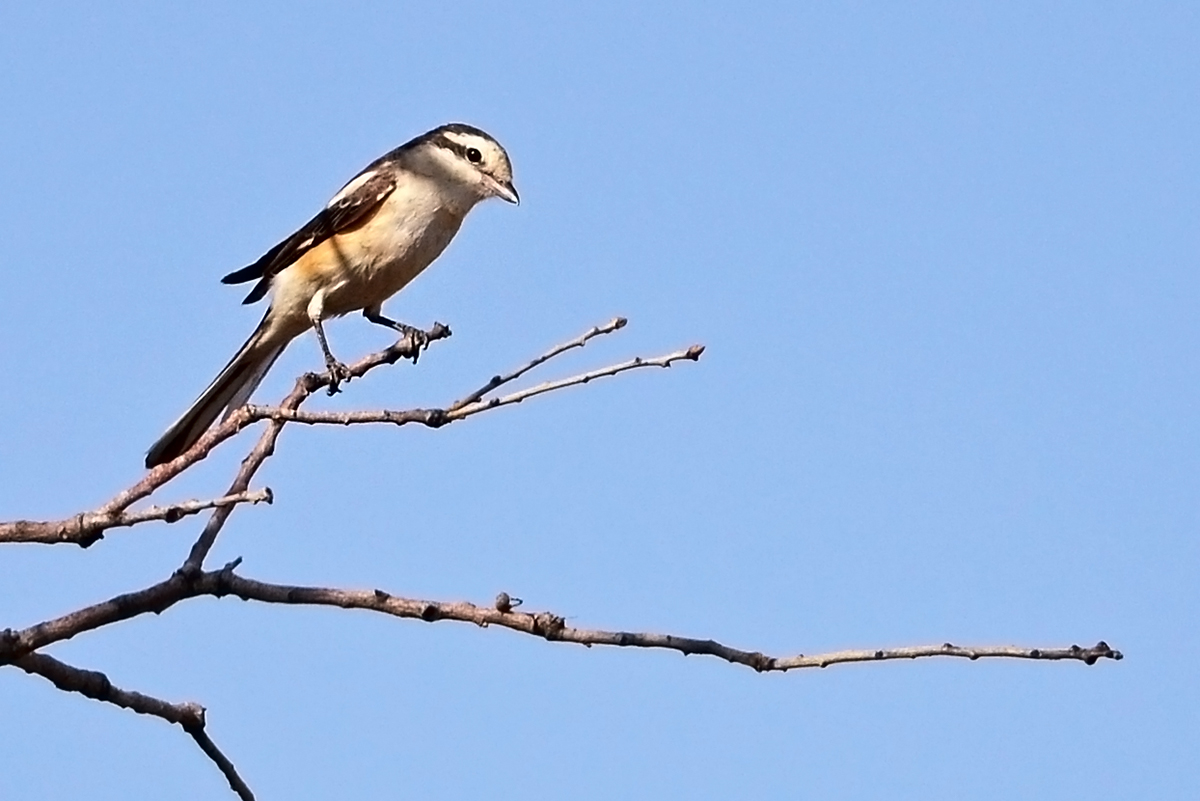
[238,406,445,429]
[4,572,200,659]
[13,652,254,800]
[0,326,449,553]
[2,310,1120,801]
[14,651,205,725]
[449,316,628,411]
[177,324,447,574]
[212,575,1123,672]
[0,489,272,548]
[0,564,1121,674]
[93,325,449,523]
[242,344,706,429]
[2,320,686,554]
[179,423,286,575]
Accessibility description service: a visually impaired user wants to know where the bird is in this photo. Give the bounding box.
[144,123,518,469]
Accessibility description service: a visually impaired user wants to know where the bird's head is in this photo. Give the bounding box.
[410,123,519,207]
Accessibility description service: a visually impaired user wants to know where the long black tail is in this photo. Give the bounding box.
[145,316,285,468]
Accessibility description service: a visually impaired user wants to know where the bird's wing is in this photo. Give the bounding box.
[221,166,398,304]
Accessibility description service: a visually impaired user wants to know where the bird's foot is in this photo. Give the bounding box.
[394,324,430,363]
[325,358,352,395]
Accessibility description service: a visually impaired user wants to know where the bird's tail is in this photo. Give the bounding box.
[145,314,285,468]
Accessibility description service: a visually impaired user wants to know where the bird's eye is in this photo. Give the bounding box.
[466,147,482,164]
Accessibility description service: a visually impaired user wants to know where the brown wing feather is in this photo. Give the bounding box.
[221,169,397,304]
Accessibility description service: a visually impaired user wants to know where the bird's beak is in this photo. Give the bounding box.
[487,176,520,205]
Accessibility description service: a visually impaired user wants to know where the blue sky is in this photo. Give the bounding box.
[1,3,1197,799]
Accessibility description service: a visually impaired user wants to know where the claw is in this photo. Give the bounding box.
[395,324,429,363]
[361,309,434,363]
[325,359,352,395]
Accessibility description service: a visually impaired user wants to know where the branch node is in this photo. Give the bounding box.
[79,528,105,548]
[179,702,208,730]
[685,344,705,360]
[494,592,523,614]
[175,563,201,583]
[211,558,243,597]
[533,613,566,640]
[1084,640,1120,665]
[0,632,17,664]
[419,604,440,622]
[750,652,774,672]
[300,370,327,393]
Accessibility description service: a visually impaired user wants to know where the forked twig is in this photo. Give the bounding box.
[0,326,448,549]
[449,316,628,411]
[0,489,272,547]
[243,343,705,429]
[449,344,704,418]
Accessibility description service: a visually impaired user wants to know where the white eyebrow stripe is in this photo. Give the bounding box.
[441,130,490,151]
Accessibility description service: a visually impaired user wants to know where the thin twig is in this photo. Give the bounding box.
[448,316,628,412]
[189,727,256,801]
[0,489,272,548]
[13,652,255,800]
[447,345,705,420]
[243,344,706,429]
[179,418,289,575]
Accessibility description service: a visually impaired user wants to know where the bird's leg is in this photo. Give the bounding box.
[363,305,429,362]
[313,318,351,394]
[307,290,351,394]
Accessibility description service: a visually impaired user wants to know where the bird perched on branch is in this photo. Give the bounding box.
[145,123,518,468]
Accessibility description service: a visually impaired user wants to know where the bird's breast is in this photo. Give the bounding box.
[281,193,465,320]
[265,177,470,334]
